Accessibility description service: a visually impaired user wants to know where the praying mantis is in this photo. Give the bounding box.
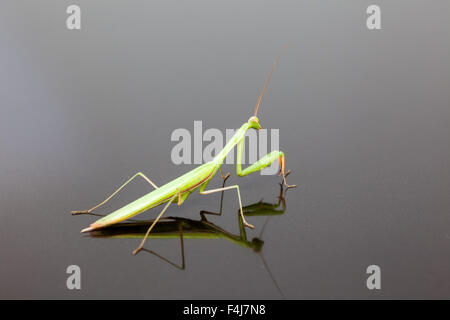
[72,48,296,255]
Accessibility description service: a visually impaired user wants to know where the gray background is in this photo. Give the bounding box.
[1,1,449,299]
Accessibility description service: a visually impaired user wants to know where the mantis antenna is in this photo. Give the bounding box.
[253,44,289,117]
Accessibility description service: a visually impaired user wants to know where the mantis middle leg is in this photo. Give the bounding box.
[199,184,254,229]
[199,174,229,219]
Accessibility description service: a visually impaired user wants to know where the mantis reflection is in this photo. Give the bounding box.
[88,183,286,258]
[83,182,289,296]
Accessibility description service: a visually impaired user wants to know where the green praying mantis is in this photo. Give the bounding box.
[72,49,296,255]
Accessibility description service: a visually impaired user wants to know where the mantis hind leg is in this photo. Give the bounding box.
[140,222,186,270]
[133,192,179,255]
[71,172,159,215]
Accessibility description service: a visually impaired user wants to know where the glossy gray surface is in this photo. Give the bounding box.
[1,1,449,299]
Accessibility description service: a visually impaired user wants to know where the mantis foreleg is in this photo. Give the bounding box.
[236,139,296,188]
[71,172,159,215]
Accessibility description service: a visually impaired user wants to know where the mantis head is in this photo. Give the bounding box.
[248,116,262,130]
[251,237,264,252]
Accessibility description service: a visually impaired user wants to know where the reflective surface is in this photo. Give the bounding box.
[1,1,450,299]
